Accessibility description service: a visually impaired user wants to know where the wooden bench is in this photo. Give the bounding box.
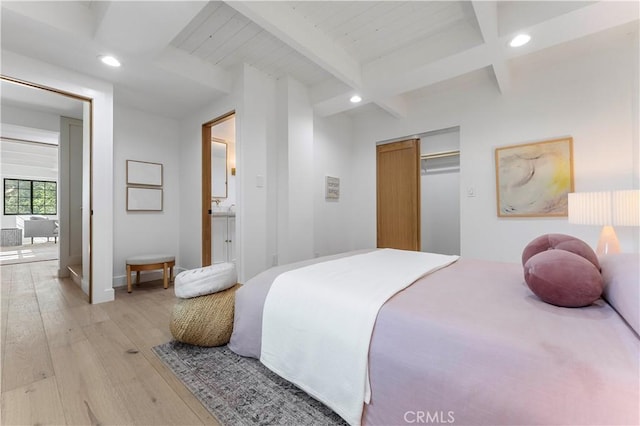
[126,254,175,293]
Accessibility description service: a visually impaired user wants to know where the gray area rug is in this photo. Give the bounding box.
[153,341,347,426]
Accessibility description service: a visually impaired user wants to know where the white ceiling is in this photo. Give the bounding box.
[1,79,85,121]
[1,1,637,120]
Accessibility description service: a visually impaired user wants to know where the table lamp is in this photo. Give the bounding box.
[568,190,640,255]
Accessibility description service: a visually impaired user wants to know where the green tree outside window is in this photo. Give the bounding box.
[3,178,57,215]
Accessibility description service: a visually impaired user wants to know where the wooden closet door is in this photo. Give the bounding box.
[376,139,420,250]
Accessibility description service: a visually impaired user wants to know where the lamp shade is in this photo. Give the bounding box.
[613,189,640,226]
[568,192,612,225]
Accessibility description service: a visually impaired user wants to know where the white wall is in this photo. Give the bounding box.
[313,113,355,257]
[237,65,277,280]
[178,63,280,284]
[1,104,61,135]
[112,104,181,286]
[177,66,358,283]
[350,26,639,261]
[276,76,315,265]
[2,50,115,303]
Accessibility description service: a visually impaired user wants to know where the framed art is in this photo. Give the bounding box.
[325,176,340,200]
[495,137,574,217]
[126,187,163,211]
[126,160,163,187]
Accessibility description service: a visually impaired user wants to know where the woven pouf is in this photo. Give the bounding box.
[170,284,241,347]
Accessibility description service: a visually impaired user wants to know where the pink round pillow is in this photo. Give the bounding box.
[524,250,603,308]
[522,233,600,270]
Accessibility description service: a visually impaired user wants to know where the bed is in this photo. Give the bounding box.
[228,249,639,425]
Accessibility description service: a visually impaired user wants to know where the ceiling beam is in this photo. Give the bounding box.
[1,1,95,38]
[504,0,639,60]
[471,1,511,93]
[93,2,232,94]
[375,95,408,119]
[227,1,362,90]
[154,46,232,94]
[93,1,209,57]
[316,44,492,117]
[315,1,638,117]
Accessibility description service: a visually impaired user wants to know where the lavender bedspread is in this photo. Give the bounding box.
[228,253,639,425]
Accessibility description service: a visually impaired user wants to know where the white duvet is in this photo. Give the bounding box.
[260,249,459,426]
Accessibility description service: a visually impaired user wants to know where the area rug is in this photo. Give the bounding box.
[153,341,347,426]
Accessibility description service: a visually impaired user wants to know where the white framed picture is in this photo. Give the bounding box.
[126,160,163,187]
[127,187,163,211]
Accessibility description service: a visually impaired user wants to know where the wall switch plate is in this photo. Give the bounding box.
[256,175,265,188]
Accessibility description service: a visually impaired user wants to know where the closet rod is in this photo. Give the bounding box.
[421,150,460,160]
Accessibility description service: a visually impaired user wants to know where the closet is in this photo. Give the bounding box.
[420,128,460,255]
[375,128,460,255]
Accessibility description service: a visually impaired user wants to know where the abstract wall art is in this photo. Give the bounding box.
[495,137,574,217]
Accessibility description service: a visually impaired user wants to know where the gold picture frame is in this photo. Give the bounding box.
[495,137,574,217]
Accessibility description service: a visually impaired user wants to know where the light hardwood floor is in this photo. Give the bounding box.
[1,260,220,425]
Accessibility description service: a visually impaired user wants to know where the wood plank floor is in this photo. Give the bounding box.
[1,260,220,425]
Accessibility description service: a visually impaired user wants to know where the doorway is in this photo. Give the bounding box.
[0,76,93,302]
[202,112,236,266]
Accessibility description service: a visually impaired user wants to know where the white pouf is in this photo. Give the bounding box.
[175,262,237,299]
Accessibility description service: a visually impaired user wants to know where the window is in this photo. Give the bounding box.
[4,179,57,215]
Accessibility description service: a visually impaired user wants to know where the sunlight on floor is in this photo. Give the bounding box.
[1,249,35,261]
[0,241,57,265]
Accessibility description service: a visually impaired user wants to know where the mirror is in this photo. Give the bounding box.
[211,138,227,198]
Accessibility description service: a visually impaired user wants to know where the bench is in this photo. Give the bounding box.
[126,254,175,293]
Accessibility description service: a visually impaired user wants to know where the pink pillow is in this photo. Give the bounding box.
[522,233,600,270]
[524,250,603,308]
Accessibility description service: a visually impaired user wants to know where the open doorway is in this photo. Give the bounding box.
[202,112,236,267]
[0,76,93,302]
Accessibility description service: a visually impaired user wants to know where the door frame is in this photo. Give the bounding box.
[1,75,94,303]
[201,111,235,266]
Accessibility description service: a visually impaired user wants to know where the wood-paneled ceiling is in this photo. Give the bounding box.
[1,1,637,120]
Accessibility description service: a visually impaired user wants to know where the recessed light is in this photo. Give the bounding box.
[100,55,121,67]
[509,34,531,47]
[350,95,362,103]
